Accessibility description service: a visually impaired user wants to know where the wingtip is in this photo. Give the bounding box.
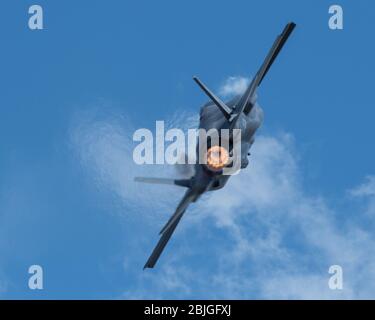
[288,21,297,30]
[143,263,153,270]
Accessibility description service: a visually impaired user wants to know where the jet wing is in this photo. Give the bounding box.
[235,22,296,117]
[193,22,296,127]
[143,189,195,269]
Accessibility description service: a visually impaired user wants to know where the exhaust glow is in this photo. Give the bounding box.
[206,146,230,171]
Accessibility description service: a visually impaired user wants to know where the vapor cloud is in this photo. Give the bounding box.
[350,175,375,216]
[219,76,250,97]
[70,107,198,223]
[70,79,375,299]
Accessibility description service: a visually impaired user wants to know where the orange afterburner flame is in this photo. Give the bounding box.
[206,146,230,171]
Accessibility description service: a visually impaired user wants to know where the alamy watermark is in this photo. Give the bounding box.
[28,264,43,290]
[328,265,343,290]
[132,121,242,175]
[28,5,44,30]
[329,5,344,30]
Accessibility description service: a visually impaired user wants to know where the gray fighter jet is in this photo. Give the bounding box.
[136,22,296,269]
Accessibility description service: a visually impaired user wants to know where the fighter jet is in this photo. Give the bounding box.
[136,22,296,269]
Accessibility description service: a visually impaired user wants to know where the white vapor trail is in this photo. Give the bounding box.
[70,79,375,299]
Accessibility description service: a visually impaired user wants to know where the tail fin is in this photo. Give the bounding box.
[134,177,192,188]
[193,76,233,120]
[193,23,296,126]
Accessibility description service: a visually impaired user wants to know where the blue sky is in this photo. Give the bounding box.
[0,0,375,299]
